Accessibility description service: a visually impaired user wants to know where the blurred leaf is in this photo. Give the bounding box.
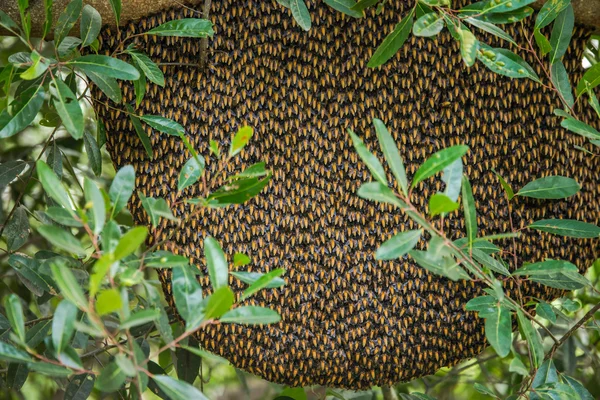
[139,194,177,227]
[0,85,44,139]
[513,259,588,290]
[127,50,165,87]
[144,283,173,343]
[20,51,50,81]
[46,207,82,227]
[84,178,105,234]
[517,175,579,199]
[85,71,122,103]
[485,304,511,358]
[287,0,311,31]
[410,248,470,281]
[562,376,594,400]
[140,115,184,136]
[357,182,406,209]
[95,361,125,392]
[576,63,600,96]
[560,117,600,140]
[465,295,496,316]
[0,341,31,363]
[109,165,135,217]
[7,363,28,390]
[208,174,272,206]
[9,254,56,295]
[472,249,510,276]
[458,28,478,67]
[373,118,408,195]
[36,160,73,212]
[536,301,556,323]
[0,10,20,32]
[95,288,122,316]
[413,13,444,37]
[461,175,477,251]
[441,159,463,202]
[132,62,146,107]
[529,219,600,238]
[144,251,189,268]
[210,139,220,157]
[480,6,533,24]
[26,320,52,348]
[517,309,544,368]
[113,226,147,260]
[229,126,254,157]
[57,37,82,57]
[108,0,121,25]
[120,309,160,330]
[5,294,25,343]
[509,357,529,376]
[233,253,251,267]
[52,300,78,352]
[152,375,209,400]
[5,206,29,251]
[324,0,363,17]
[534,29,552,55]
[368,9,414,68]
[0,160,27,186]
[241,268,286,300]
[83,131,102,178]
[38,225,86,256]
[50,261,88,310]
[172,265,203,324]
[532,359,559,388]
[80,5,101,47]
[376,229,422,260]
[53,0,82,46]
[178,155,205,191]
[204,236,228,290]
[477,44,540,82]
[175,337,201,384]
[535,0,570,29]
[231,271,285,289]
[473,383,497,398]
[549,4,573,64]
[428,193,458,217]
[220,306,281,325]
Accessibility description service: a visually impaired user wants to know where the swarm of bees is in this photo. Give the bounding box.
[95,0,599,389]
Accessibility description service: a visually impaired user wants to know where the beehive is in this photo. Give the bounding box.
[95,0,600,389]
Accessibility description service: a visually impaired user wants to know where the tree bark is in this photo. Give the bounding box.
[1,0,600,37]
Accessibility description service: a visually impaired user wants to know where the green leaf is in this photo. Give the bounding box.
[50,261,88,310]
[152,375,209,400]
[442,159,463,202]
[233,253,251,267]
[139,115,184,136]
[517,310,545,369]
[113,226,147,260]
[550,61,574,108]
[5,206,29,251]
[80,5,101,47]
[27,362,72,377]
[231,271,285,289]
[288,0,311,31]
[529,219,600,238]
[0,160,27,186]
[208,174,272,206]
[324,0,363,18]
[0,341,31,364]
[139,194,177,227]
[460,0,536,14]
[472,249,510,276]
[20,51,50,81]
[126,50,164,87]
[120,309,160,330]
[535,0,571,30]
[228,162,269,180]
[473,383,497,398]
[536,301,556,323]
[204,236,228,290]
[109,165,135,216]
[5,294,26,343]
[479,6,533,24]
[68,55,139,80]
[241,268,286,300]
[351,0,379,12]
[125,104,153,159]
[477,44,540,82]
[38,225,86,256]
[144,251,189,268]
[413,13,444,37]
[509,357,529,376]
[373,118,408,195]
[560,117,600,140]
[95,288,122,316]
[465,17,516,45]
[108,0,121,25]
[412,145,469,188]
[428,193,458,217]
[513,259,588,290]
[178,155,205,191]
[132,63,146,107]
[576,63,600,96]
[229,126,253,157]
[465,295,496,316]
[220,306,281,325]
[517,175,579,199]
[210,139,220,157]
[485,304,511,357]
[376,229,422,260]
[357,182,410,212]
[409,248,470,281]
[348,129,387,185]
[54,0,82,46]
[458,28,478,67]
[368,9,414,68]
[461,175,477,252]
[85,70,121,103]
[37,160,74,212]
[50,76,83,140]
[83,179,105,235]
[83,129,102,176]
[95,361,125,392]
[549,4,573,64]
[534,29,552,56]
[52,300,78,351]
[172,265,203,323]
[0,10,20,32]
[562,376,594,400]
[0,86,44,139]
[203,286,235,320]
[147,18,214,37]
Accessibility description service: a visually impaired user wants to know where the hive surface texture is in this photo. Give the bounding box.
[95,0,600,389]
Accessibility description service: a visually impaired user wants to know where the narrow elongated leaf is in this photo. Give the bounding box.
[529,219,600,238]
[477,44,540,82]
[472,249,510,276]
[95,361,125,392]
[0,160,27,186]
[465,17,516,45]
[428,193,459,216]
[442,159,463,202]
[513,259,588,290]
[241,269,286,300]
[373,118,408,195]
[535,0,571,30]
[549,4,574,64]
[139,194,177,226]
[54,0,82,46]
[152,375,209,400]
[368,9,414,68]
[220,306,281,325]
[20,51,50,81]
[203,286,235,319]
[485,304,511,357]
[412,145,469,188]
[68,55,139,80]
[172,265,203,323]
[536,301,556,323]
[5,206,29,251]
[37,160,73,212]
[480,6,533,24]
[109,165,135,216]
[413,13,444,37]
[85,70,121,103]
[52,300,78,351]
[125,104,152,159]
[289,0,311,31]
[534,29,552,55]
[551,61,574,108]
[127,50,164,86]
[113,226,147,260]
[229,126,253,157]
[204,236,228,290]
[80,5,101,47]
[5,294,25,342]
[458,28,478,67]
[0,341,31,364]
[517,175,579,199]
[409,249,470,281]
[0,86,44,139]
[324,0,363,18]
[208,174,272,205]
[120,309,160,330]
[139,115,184,136]
[178,156,205,191]
[376,229,422,260]
[517,310,544,367]
[83,130,102,176]
[108,0,121,25]
[231,271,285,289]
[84,179,105,235]
[357,182,405,208]
[38,225,86,256]
[560,118,600,139]
[576,63,600,96]
[146,18,214,37]
[461,175,477,251]
[50,261,88,310]
[348,129,387,185]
